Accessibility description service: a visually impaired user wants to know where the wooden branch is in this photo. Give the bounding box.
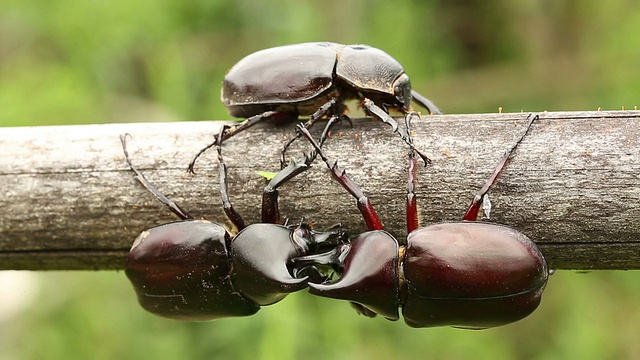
[1,111,640,270]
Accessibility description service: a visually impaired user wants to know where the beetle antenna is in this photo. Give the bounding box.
[410,90,443,115]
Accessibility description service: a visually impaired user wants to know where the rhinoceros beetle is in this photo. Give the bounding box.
[187,42,442,173]
[120,128,345,321]
[293,114,549,329]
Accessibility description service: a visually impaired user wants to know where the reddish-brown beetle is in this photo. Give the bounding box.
[293,114,548,329]
[121,128,344,321]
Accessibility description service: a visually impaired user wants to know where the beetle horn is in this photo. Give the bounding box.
[300,231,402,321]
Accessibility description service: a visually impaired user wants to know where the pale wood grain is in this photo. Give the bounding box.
[1,111,639,270]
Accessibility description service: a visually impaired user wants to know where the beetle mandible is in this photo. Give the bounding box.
[188,42,442,173]
[293,114,549,329]
[120,129,344,321]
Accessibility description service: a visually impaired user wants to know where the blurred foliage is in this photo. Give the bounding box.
[2,0,639,126]
[1,0,640,359]
[2,271,640,360]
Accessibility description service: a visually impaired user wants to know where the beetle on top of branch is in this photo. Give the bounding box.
[188,42,442,172]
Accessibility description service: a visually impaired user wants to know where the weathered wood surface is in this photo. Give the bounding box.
[1,111,639,270]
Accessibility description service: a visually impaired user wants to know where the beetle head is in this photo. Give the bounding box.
[293,230,402,321]
[393,73,412,112]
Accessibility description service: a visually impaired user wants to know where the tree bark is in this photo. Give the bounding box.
[1,111,639,270]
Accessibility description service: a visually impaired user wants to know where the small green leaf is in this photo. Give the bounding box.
[256,171,278,180]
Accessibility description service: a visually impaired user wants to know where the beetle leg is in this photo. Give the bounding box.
[362,98,432,166]
[188,111,291,174]
[296,124,384,231]
[318,114,352,147]
[279,98,341,168]
[404,112,420,233]
[462,113,538,221]
[119,134,194,221]
[216,125,248,231]
[410,90,443,115]
[406,150,419,233]
[261,152,316,224]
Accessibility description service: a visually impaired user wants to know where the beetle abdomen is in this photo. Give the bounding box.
[402,222,549,328]
[125,221,260,321]
[222,43,338,116]
[402,288,544,329]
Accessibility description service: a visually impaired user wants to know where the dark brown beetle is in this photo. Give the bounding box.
[121,129,344,321]
[293,114,549,329]
[188,42,442,172]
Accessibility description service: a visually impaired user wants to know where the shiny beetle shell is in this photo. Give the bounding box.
[402,222,548,329]
[305,222,548,328]
[125,221,259,321]
[222,42,412,117]
[229,223,309,305]
[125,221,313,321]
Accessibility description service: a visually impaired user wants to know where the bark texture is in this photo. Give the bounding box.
[1,111,639,270]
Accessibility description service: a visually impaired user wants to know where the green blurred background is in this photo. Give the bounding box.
[1,0,640,359]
